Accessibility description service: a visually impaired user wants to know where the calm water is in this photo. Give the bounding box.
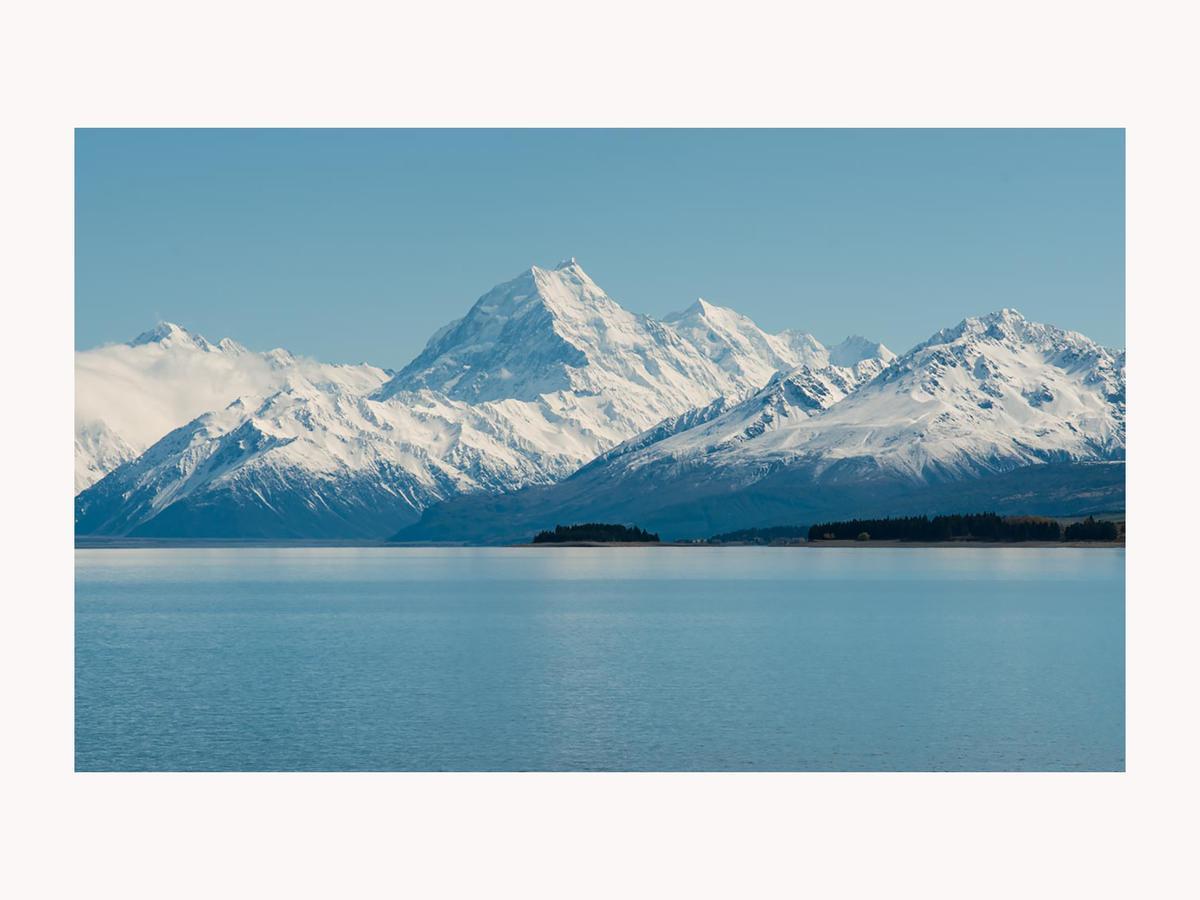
[75,547,1124,771]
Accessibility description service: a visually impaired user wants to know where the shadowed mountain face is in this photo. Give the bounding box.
[392,460,1125,545]
[75,260,1122,542]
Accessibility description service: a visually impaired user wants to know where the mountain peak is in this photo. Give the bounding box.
[915,307,1044,353]
[972,307,1027,331]
[217,336,248,354]
[829,334,896,367]
[968,308,1028,329]
[688,297,724,317]
[526,258,600,297]
[666,297,742,325]
[523,257,586,279]
[376,261,617,402]
[129,322,213,351]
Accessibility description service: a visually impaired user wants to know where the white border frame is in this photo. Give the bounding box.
[6,1,1197,896]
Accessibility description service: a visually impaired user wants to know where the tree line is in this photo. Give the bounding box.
[1063,516,1121,541]
[532,523,661,543]
[709,525,809,544]
[805,513,1120,543]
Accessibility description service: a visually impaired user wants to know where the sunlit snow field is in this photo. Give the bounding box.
[75,546,1124,771]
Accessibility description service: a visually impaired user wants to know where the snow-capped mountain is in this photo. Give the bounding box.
[376,259,838,432]
[575,352,892,475]
[603,308,1124,481]
[395,309,1125,543]
[74,322,389,492]
[75,375,599,538]
[75,421,137,497]
[662,298,827,387]
[76,259,1122,543]
[77,259,883,538]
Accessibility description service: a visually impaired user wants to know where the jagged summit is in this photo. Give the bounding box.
[374,261,612,402]
[665,297,890,390]
[964,307,1028,333]
[673,297,715,315]
[829,334,896,368]
[217,336,249,354]
[378,261,898,416]
[129,321,212,350]
[127,321,253,355]
[661,298,727,338]
[665,296,736,320]
[378,261,748,408]
[917,308,1036,350]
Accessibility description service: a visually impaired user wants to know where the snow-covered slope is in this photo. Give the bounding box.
[395,309,1125,542]
[78,260,876,537]
[75,375,603,538]
[576,352,892,475]
[376,259,831,429]
[662,298,829,388]
[375,257,888,467]
[75,421,137,495]
[634,355,893,458]
[641,308,1125,481]
[74,322,389,492]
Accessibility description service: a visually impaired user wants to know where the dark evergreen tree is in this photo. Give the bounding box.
[532,523,661,543]
[806,513,1064,542]
[1064,517,1120,541]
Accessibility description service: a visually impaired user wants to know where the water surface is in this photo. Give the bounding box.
[75,547,1124,771]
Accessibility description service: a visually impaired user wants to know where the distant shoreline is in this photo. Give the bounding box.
[511,540,1123,549]
[75,537,1124,550]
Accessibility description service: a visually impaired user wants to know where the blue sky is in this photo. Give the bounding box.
[76,129,1124,366]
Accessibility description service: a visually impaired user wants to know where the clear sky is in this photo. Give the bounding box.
[76,129,1124,366]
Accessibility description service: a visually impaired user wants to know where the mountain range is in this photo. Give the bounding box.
[75,259,1125,541]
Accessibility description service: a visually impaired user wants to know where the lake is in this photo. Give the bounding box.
[75,546,1125,771]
